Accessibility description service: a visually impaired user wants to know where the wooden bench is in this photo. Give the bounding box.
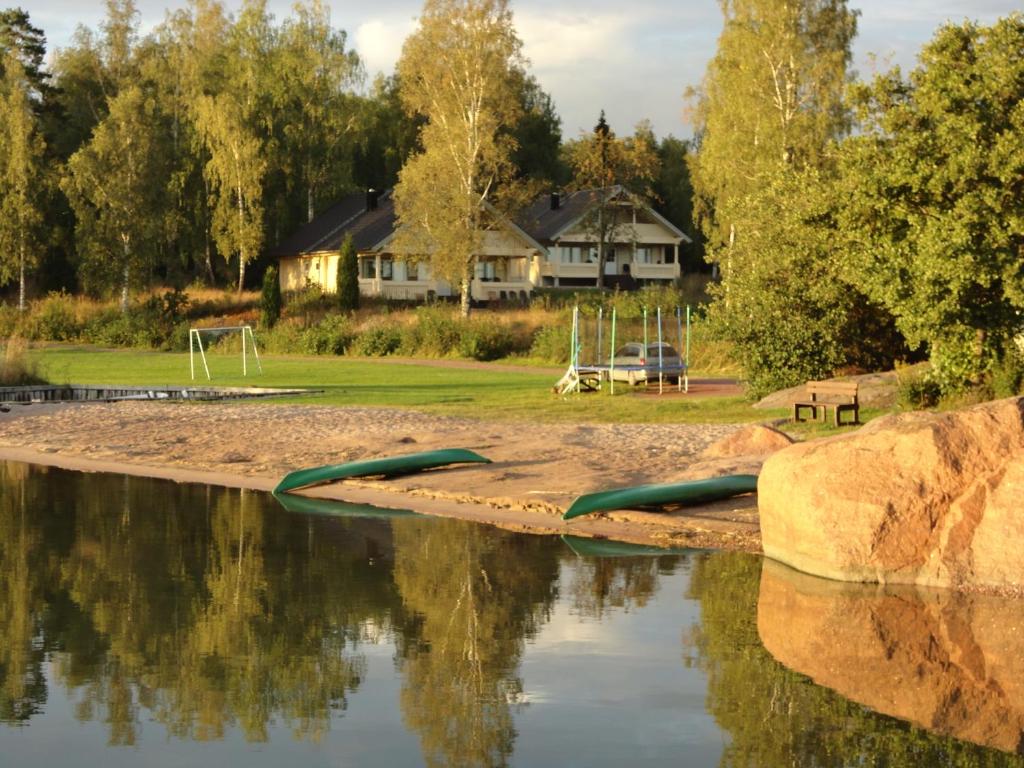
[792,381,860,426]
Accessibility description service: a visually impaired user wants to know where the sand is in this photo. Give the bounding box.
[0,400,766,551]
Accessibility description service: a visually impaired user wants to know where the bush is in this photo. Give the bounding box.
[337,234,359,311]
[260,267,282,329]
[301,314,355,355]
[29,292,81,341]
[352,323,401,356]
[400,305,462,356]
[0,337,45,385]
[458,320,515,361]
[529,323,571,364]
[990,346,1024,399]
[0,303,21,339]
[895,363,941,410]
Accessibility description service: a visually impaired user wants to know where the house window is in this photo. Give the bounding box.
[635,246,663,264]
[407,260,419,281]
[360,258,375,279]
[561,245,595,264]
[381,258,393,281]
[475,261,497,281]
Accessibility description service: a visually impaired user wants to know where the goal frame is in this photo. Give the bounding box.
[189,325,263,381]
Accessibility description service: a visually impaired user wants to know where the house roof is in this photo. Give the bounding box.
[270,186,689,260]
[267,190,395,258]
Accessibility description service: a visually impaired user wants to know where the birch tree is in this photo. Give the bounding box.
[0,53,45,311]
[394,0,524,317]
[62,85,166,310]
[193,0,270,292]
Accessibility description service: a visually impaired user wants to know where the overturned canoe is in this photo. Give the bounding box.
[561,535,692,558]
[273,492,417,519]
[274,448,492,494]
[562,474,758,521]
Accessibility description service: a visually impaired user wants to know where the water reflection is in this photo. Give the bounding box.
[758,559,1024,755]
[4,460,1024,767]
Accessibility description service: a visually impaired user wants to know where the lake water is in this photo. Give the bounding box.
[2,461,1023,767]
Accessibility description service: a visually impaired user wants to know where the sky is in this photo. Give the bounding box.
[24,0,1022,140]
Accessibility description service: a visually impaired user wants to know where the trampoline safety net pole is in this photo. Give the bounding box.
[657,306,664,394]
[609,307,617,395]
[685,305,692,393]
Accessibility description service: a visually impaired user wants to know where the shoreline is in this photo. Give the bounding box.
[0,401,764,551]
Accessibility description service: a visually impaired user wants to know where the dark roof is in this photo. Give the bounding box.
[516,188,608,243]
[267,190,395,257]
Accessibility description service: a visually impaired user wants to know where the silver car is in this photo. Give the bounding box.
[608,342,686,385]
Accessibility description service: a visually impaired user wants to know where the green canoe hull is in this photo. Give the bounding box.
[274,448,492,494]
[561,535,693,558]
[272,492,417,519]
[562,474,758,520]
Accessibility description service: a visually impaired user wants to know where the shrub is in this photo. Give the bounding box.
[352,323,401,356]
[895,363,941,410]
[337,234,359,311]
[400,305,462,356]
[990,346,1024,399]
[260,267,282,328]
[529,324,571,364]
[29,292,81,341]
[0,303,21,339]
[301,314,355,355]
[0,337,45,385]
[458,319,514,361]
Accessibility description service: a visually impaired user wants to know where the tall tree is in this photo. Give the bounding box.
[653,135,703,271]
[275,0,362,225]
[0,52,45,310]
[193,0,271,292]
[688,0,858,255]
[838,15,1024,390]
[564,113,660,287]
[509,74,565,186]
[394,0,524,317]
[62,85,168,310]
[0,9,47,92]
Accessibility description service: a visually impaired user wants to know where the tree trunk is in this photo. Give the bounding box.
[460,265,472,318]
[596,206,605,289]
[18,238,25,313]
[237,185,246,293]
[307,186,314,224]
[120,241,131,314]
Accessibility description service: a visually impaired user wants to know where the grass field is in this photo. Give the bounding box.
[27,345,778,425]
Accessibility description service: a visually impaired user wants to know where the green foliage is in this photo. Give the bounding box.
[399,305,462,356]
[528,324,571,364]
[300,314,355,355]
[895,364,942,410]
[707,168,904,398]
[457,319,514,361]
[0,336,45,385]
[838,16,1024,392]
[336,234,359,312]
[351,322,401,356]
[28,291,81,341]
[990,346,1024,399]
[260,266,282,328]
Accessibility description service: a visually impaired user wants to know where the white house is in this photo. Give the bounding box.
[272,186,691,301]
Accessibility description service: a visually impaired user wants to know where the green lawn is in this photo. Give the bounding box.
[28,345,778,424]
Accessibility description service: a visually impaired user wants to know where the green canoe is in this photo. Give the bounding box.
[561,535,692,558]
[562,474,758,521]
[274,448,492,494]
[272,492,418,519]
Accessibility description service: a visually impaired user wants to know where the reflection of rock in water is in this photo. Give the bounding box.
[758,559,1024,754]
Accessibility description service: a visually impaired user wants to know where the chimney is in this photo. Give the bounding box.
[550,192,560,210]
[366,188,378,211]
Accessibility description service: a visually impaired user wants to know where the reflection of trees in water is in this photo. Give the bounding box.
[392,521,561,768]
[567,555,679,619]
[0,465,398,744]
[686,552,1024,768]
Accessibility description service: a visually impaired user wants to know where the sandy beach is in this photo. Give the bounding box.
[0,400,768,550]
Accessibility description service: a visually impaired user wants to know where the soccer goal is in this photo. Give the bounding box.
[189,325,263,381]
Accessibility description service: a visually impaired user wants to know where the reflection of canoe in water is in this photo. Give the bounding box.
[274,448,492,494]
[561,535,692,558]
[562,474,758,520]
[272,491,418,519]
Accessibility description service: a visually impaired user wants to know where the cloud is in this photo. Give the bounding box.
[353,15,417,77]
[516,10,632,69]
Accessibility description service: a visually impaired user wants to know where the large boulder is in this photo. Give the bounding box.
[759,397,1024,590]
[758,560,1024,754]
[701,424,794,459]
